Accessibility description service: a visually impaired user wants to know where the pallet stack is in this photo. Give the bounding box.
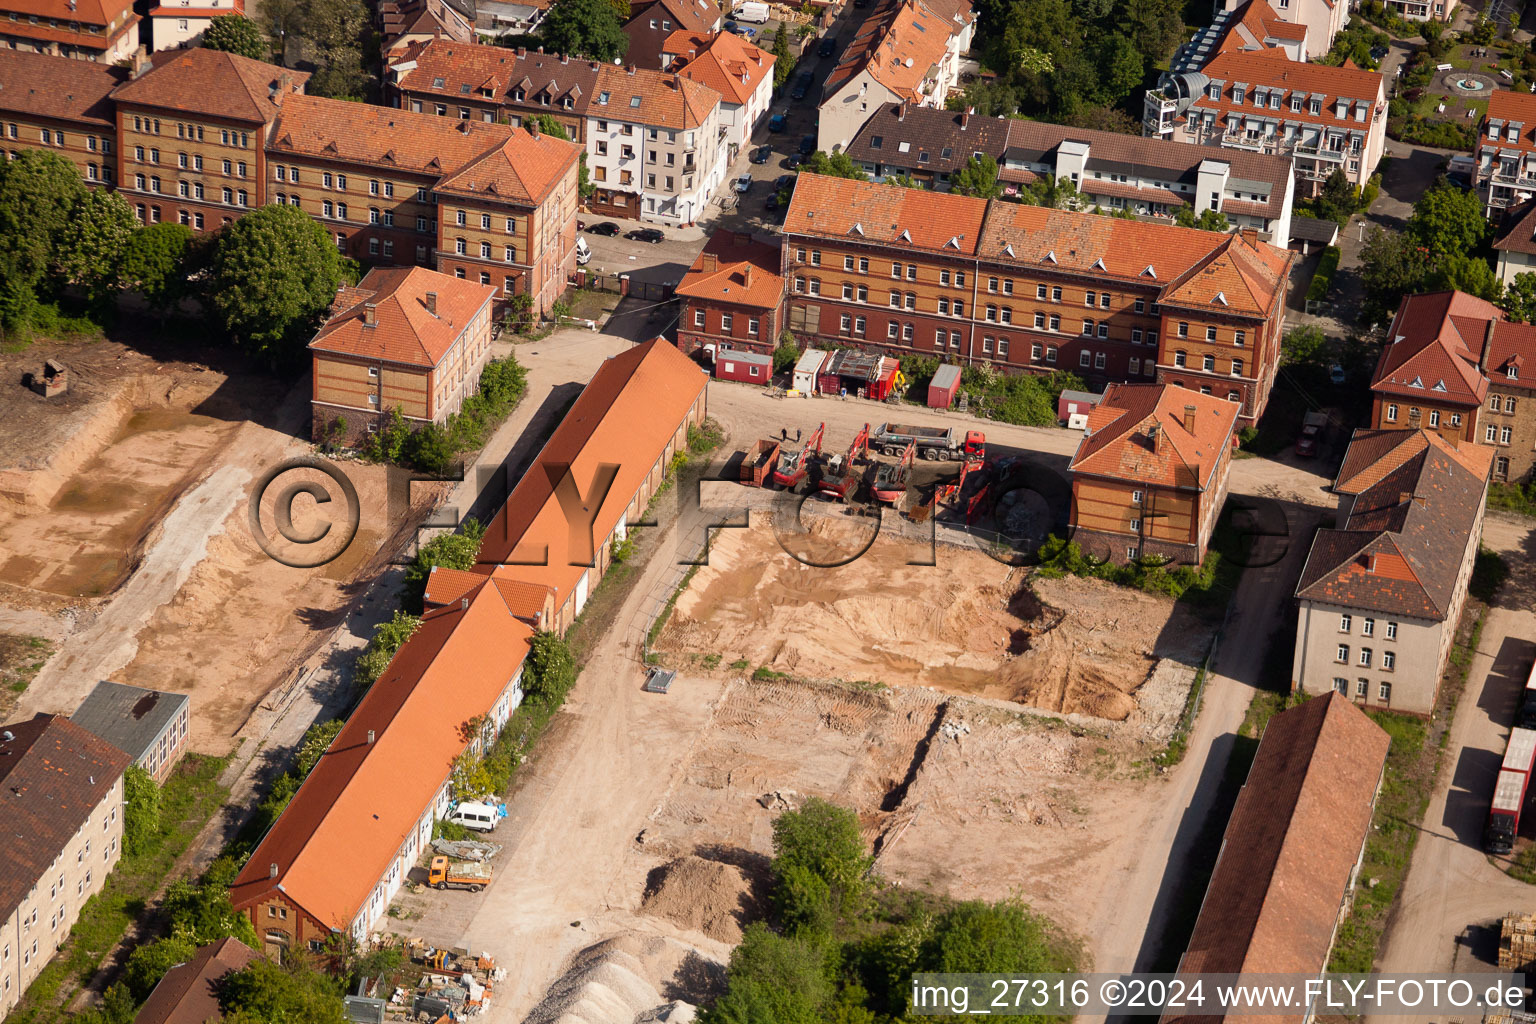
[1499,912,1536,971]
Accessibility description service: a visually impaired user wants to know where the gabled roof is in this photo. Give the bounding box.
[432,122,582,206]
[822,0,972,104]
[1169,693,1389,994]
[110,47,308,124]
[268,93,512,177]
[310,267,497,368]
[1493,196,1536,257]
[673,30,773,106]
[1371,291,1498,406]
[1214,0,1310,56]
[390,37,603,113]
[70,681,188,766]
[1487,320,1536,392]
[423,566,555,624]
[132,937,258,1024]
[675,230,783,310]
[1187,47,1385,130]
[592,64,720,131]
[630,0,719,34]
[1296,429,1492,620]
[230,581,534,932]
[1481,90,1536,156]
[783,173,987,255]
[1069,383,1239,492]
[1159,230,1294,316]
[0,714,132,923]
[5,0,131,29]
[0,49,126,127]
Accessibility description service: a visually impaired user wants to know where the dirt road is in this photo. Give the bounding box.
[1374,514,1536,991]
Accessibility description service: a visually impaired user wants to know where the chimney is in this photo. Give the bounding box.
[367,729,376,744]
[959,107,969,129]
[700,252,717,272]
[897,100,907,121]
[1148,422,1162,453]
[425,291,438,315]
[537,44,544,52]
[1481,317,1496,372]
[591,60,600,70]
[269,863,279,878]
[363,302,377,326]
[528,118,540,138]
[627,63,636,75]
[561,53,569,64]
[517,45,526,56]
[1183,403,1196,434]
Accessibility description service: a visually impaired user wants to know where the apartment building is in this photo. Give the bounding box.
[308,267,498,443]
[1145,46,1387,196]
[1172,0,1338,66]
[1493,196,1536,283]
[1292,428,1491,716]
[842,102,1296,247]
[676,229,784,357]
[781,174,1293,424]
[1475,91,1536,216]
[0,49,122,186]
[267,94,514,267]
[433,120,583,312]
[0,0,140,62]
[623,0,719,69]
[70,680,189,784]
[378,0,474,51]
[109,47,306,229]
[0,715,130,1019]
[145,0,245,52]
[817,0,975,154]
[672,30,773,154]
[1370,290,1536,483]
[1067,384,1239,565]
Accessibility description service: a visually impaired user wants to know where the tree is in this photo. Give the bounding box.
[1281,324,1330,367]
[125,935,199,1000]
[301,0,373,99]
[1312,168,1358,225]
[1019,173,1079,209]
[1090,34,1145,108]
[353,610,421,691]
[699,924,831,1024]
[1359,227,1431,324]
[0,149,88,328]
[218,958,348,1024]
[540,0,628,62]
[885,172,925,189]
[772,27,796,89]
[401,518,485,613]
[119,223,197,320]
[1503,272,1536,323]
[1175,207,1229,232]
[1434,252,1501,301]
[202,14,270,59]
[123,765,161,857]
[55,188,136,311]
[924,900,1069,975]
[952,154,1001,199]
[804,151,867,180]
[160,878,261,947]
[1060,103,1140,135]
[523,631,577,707]
[773,333,800,372]
[1122,0,1184,63]
[1407,179,1488,256]
[205,203,348,366]
[771,797,871,930]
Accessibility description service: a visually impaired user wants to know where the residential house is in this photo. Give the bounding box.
[266,94,514,267]
[70,680,189,784]
[1145,46,1387,197]
[432,119,582,311]
[475,0,553,40]
[781,173,1294,424]
[378,0,475,51]
[672,30,773,155]
[0,0,140,62]
[623,0,719,70]
[0,49,123,186]
[842,102,1296,247]
[1476,91,1536,216]
[229,580,537,955]
[308,266,498,443]
[1369,290,1536,483]
[817,0,975,155]
[0,715,130,1019]
[109,47,307,230]
[1493,196,1536,283]
[1174,0,1336,66]
[146,0,246,53]
[676,230,784,357]
[1292,428,1491,716]
[1163,692,1390,1024]
[1067,384,1239,565]
[131,937,257,1024]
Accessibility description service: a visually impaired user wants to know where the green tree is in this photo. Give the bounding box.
[1434,252,1501,301]
[1122,0,1184,63]
[202,14,270,59]
[1061,102,1141,135]
[1019,173,1079,209]
[218,958,348,1024]
[773,333,800,372]
[353,609,421,691]
[772,27,796,89]
[909,901,1077,1022]
[301,0,373,99]
[804,152,867,180]
[0,149,88,328]
[523,631,577,707]
[124,935,199,1000]
[123,765,161,857]
[119,222,196,316]
[1090,33,1145,107]
[205,203,347,367]
[160,878,261,947]
[952,154,1001,199]
[1312,168,1357,224]
[1408,179,1488,256]
[1359,226,1431,324]
[401,518,485,613]
[699,924,831,1024]
[55,188,136,311]
[540,0,628,61]
[885,172,926,188]
[1175,208,1230,232]
[1281,324,1330,367]
[771,797,871,930]
[1503,272,1536,323]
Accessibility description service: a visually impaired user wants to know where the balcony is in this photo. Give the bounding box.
[1292,139,1348,161]
[1490,167,1536,187]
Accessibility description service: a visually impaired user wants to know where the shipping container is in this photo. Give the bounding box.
[715,349,773,384]
[927,364,961,409]
[792,349,827,393]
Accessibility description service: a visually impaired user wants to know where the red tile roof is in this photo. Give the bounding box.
[676,230,783,310]
[0,48,125,127]
[132,937,258,1024]
[1186,47,1386,131]
[1493,196,1536,257]
[784,172,988,256]
[674,30,773,106]
[432,122,583,206]
[229,580,534,932]
[268,93,513,177]
[1214,0,1308,56]
[310,267,497,369]
[1069,383,1239,492]
[1372,290,1498,406]
[423,566,554,625]
[390,38,603,111]
[1168,692,1389,1011]
[592,63,721,132]
[7,0,130,29]
[823,0,973,104]
[1481,90,1536,158]
[1487,320,1536,391]
[110,48,308,124]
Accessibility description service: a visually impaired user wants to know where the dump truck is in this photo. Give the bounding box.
[1295,411,1329,457]
[740,439,781,487]
[428,855,493,892]
[871,423,985,461]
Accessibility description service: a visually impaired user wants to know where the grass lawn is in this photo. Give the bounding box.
[0,633,52,718]
[6,753,231,1024]
[566,288,619,322]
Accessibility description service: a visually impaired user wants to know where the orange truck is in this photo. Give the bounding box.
[428,855,493,892]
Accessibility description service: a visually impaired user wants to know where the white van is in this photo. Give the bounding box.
[575,236,592,265]
[733,1,770,23]
[448,801,499,833]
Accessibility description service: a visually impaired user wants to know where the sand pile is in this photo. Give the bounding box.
[524,934,719,1024]
[641,856,752,943]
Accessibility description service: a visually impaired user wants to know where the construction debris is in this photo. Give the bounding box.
[1499,912,1536,971]
[396,939,502,1019]
[757,789,802,811]
[430,838,502,861]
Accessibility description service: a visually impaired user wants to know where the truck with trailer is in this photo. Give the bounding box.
[1486,727,1536,853]
[428,855,493,892]
[871,423,985,461]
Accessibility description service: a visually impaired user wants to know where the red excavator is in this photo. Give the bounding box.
[871,440,915,505]
[770,421,824,490]
[818,423,870,502]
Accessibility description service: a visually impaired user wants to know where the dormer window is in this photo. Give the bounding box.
[1509,365,1520,379]
[1309,97,1322,114]
[1232,85,1245,105]
[1207,82,1221,100]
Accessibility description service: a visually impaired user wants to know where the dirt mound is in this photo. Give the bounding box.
[641,856,752,943]
[523,933,718,1024]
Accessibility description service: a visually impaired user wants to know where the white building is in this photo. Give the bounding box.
[670,29,774,156]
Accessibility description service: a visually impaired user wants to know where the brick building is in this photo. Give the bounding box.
[0,48,122,186]
[0,0,140,63]
[781,173,1293,424]
[676,230,784,357]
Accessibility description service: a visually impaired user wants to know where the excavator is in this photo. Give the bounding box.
[871,440,915,505]
[818,423,870,502]
[770,421,824,490]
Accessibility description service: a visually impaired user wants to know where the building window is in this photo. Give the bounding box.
[1382,651,1395,671]
[1362,618,1374,637]
[1502,426,1513,444]
[1386,404,1397,423]
[1336,644,1349,663]
[1359,648,1372,667]
[1177,321,1189,338]
[1429,410,1440,428]
[1203,354,1215,372]
[1379,682,1392,702]
[1174,351,1186,368]
[722,313,733,332]
[1079,350,1091,368]
[1129,357,1140,374]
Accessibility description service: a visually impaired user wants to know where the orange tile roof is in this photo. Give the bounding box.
[0,48,125,127]
[1333,425,1493,495]
[389,38,605,110]
[110,47,308,124]
[310,266,497,368]
[674,30,773,106]
[1069,383,1239,492]
[1372,290,1497,406]
[424,566,554,623]
[229,580,534,932]
[476,338,709,609]
[1481,90,1536,157]
[784,172,987,255]
[592,63,720,131]
[1214,0,1307,56]
[1187,47,1385,129]
[676,230,783,310]
[824,0,972,104]
[0,11,139,50]
[433,122,582,206]
[269,93,512,177]
[6,0,129,29]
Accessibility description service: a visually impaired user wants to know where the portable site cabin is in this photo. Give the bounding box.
[715,349,773,384]
[818,350,898,401]
[1057,389,1102,427]
[927,364,962,409]
[792,348,828,393]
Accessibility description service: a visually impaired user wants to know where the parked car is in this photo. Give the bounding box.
[724,19,743,32]
[766,192,782,211]
[750,145,772,163]
[1369,43,1389,61]
[791,71,815,100]
[798,134,816,155]
[586,221,621,236]
[575,237,592,265]
[733,173,753,193]
[768,113,788,132]
[783,153,804,169]
[818,35,838,57]
[1329,363,1346,385]
[775,174,796,191]
[626,227,666,243]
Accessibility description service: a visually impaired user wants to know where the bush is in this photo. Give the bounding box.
[1390,114,1475,150]
[360,355,528,470]
[771,796,872,933]
[523,631,577,707]
[1307,247,1341,303]
[352,609,422,692]
[401,518,486,614]
[122,765,161,857]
